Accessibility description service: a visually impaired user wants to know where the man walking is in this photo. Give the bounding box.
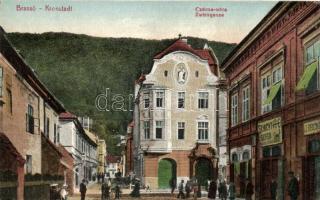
[207,179,217,200]
[177,179,185,199]
[270,179,277,200]
[80,179,87,200]
[287,171,299,200]
[170,177,177,195]
[245,178,254,200]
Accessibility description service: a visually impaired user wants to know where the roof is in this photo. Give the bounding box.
[154,39,217,67]
[0,26,65,113]
[221,2,287,70]
[195,50,215,65]
[41,133,63,157]
[59,111,98,147]
[135,74,146,84]
[152,38,219,76]
[154,39,202,59]
[0,132,25,166]
[106,155,121,163]
[59,111,77,119]
[84,129,98,145]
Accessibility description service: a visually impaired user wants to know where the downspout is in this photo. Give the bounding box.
[216,87,220,180]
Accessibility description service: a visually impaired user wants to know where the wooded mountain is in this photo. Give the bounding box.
[7,32,235,154]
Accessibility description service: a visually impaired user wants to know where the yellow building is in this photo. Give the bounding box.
[97,139,107,175]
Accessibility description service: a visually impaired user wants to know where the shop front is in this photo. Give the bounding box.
[230,145,253,198]
[258,117,284,200]
[303,118,320,200]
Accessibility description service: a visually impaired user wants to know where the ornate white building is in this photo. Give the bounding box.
[133,38,225,189]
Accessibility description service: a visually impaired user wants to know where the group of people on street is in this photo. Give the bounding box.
[207,179,252,200]
[170,177,252,200]
[82,170,300,200]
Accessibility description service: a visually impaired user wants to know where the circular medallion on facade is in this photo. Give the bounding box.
[176,63,188,84]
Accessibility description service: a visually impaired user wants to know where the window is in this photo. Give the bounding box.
[26,105,34,134]
[7,89,12,114]
[263,145,282,157]
[195,71,199,77]
[164,70,168,77]
[177,92,185,109]
[309,140,320,153]
[242,151,250,160]
[155,121,164,139]
[45,117,50,137]
[305,39,320,93]
[261,73,272,113]
[231,93,238,126]
[231,153,238,162]
[144,93,150,108]
[178,122,185,140]
[143,121,150,139]
[54,123,58,144]
[198,92,208,109]
[198,121,208,140]
[242,86,250,122]
[261,65,283,113]
[0,67,3,97]
[26,155,32,174]
[156,91,164,108]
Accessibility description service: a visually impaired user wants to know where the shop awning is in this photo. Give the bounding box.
[263,82,282,105]
[296,61,318,91]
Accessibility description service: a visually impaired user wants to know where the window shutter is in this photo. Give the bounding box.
[30,116,34,134]
[26,113,29,132]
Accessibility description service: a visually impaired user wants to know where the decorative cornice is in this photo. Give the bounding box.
[223,2,314,72]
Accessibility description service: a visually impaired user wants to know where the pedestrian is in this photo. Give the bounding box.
[228,182,236,200]
[177,179,185,199]
[115,184,121,199]
[207,180,217,200]
[115,168,122,178]
[287,171,299,200]
[196,182,201,198]
[245,178,254,200]
[60,184,68,200]
[185,180,192,198]
[270,179,277,200]
[170,177,177,195]
[80,179,87,200]
[192,178,198,200]
[130,178,140,197]
[101,181,110,200]
[220,181,228,200]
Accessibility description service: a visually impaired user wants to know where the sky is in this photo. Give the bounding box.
[0,1,277,43]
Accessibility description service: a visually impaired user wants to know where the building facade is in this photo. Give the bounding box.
[59,112,97,190]
[105,155,122,179]
[217,82,228,181]
[125,121,134,176]
[0,26,67,199]
[133,38,223,189]
[221,2,320,200]
[97,139,107,177]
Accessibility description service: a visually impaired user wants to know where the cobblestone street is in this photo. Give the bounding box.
[68,183,245,200]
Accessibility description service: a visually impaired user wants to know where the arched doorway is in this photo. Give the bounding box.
[158,158,177,189]
[195,157,213,186]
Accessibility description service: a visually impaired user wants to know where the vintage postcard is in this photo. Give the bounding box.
[0,1,319,200]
